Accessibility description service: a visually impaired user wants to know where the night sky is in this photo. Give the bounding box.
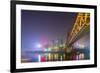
[21,10,77,51]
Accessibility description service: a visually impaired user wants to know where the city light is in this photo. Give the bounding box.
[75,43,85,49]
[36,44,42,48]
[38,55,41,62]
[21,12,90,63]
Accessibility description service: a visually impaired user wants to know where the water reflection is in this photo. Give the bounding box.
[21,47,90,63]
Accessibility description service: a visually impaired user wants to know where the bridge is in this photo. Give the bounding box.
[67,13,90,46]
[21,13,90,63]
[65,13,90,53]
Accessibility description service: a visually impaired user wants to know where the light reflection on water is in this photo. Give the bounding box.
[21,47,90,63]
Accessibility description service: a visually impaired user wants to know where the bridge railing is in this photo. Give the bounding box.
[67,13,90,45]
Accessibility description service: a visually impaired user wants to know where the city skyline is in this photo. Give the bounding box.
[21,10,90,63]
[21,10,77,51]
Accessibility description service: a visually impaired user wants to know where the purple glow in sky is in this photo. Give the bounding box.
[21,10,77,52]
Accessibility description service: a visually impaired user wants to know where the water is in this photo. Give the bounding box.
[21,47,90,63]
